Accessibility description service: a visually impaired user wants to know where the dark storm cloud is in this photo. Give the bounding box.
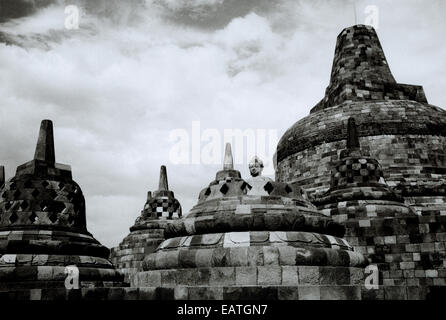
[154,0,281,30]
[0,0,55,22]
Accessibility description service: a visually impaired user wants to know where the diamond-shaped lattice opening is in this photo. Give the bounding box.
[24,180,33,189]
[48,189,57,199]
[41,181,49,188]
[264,182,274,194]
[285,185,293,194]
[67,192,75,201]
[67,214,75,225]
[29,212,38,223]
[13,190,22,199]
[204,188,211,196]
[31,189,40,198]
[240,182,250,191]
[9,212,18,224]
[40,200,49,212]
[5,201,12,210]
[53,201,66,214]
[58,182,65,190]
[220,183,229,195]
[1,191,7,199]
[20,201,29,210]
[48,213,58,223]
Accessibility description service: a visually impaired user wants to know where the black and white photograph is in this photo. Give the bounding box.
[0,0,446,310]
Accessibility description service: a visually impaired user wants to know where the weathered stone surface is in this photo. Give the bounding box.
[0,120,125,292]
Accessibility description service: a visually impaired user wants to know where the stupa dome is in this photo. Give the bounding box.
[276,25,446,217]
[0,120,124,292]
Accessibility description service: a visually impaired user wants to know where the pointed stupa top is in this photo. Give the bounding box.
[329,24,396,88]
[1,120,87,230]
[215,143,241,182]
[34,119,56,164]
[314,117,402,205]
[158,165,169,191]
[314,117,409,210]
[15,119,71,180]
[223,143,234,170]
[311,24,427,113]
[135,165,182,222]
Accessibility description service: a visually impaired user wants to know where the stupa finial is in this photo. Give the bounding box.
[0,165,4,186]
[347,117,360,149]
[34,119,55,164]
[158,165,169,191]
[223,143,234,170]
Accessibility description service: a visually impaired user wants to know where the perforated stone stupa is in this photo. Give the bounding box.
[110,165,182,282]
[0,120,125,298]
[133,144,368,300]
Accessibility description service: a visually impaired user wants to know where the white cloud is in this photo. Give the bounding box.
[0,0,445,248]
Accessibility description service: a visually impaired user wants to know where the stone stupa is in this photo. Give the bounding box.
[133,143,368,300]
[111,165,182,282]
[276,24,446,218]
[0,120,125,299]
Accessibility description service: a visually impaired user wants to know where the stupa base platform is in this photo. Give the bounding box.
[1,285,443,300]
[110,226,166,282]
[132,266,365,288]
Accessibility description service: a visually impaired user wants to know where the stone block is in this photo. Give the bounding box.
[247,247,264,266]
[189,287,223,300]
[258,266,281,285]
[320,285,360,300]
[281,266,299,285]
[277,246,296,265]
[138,287,157,300]
[160,270,176,287]
[178,249,197,268]
[298,286,320,300]
[229,247,248,266]
[384,286,407,300]
[235,267,257,285]
[278,287,299,300]
[174,286,189,300]
[263,246,279,265]
[195,248,213,267]
[298,266,320,285]
[209,267,235,286]
[223,287,243,300]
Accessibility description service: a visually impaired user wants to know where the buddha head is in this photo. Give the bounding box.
[249,156,264,177]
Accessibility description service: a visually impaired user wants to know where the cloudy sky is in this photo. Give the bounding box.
[0,0,445,247]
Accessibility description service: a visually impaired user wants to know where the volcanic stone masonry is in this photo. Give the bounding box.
[314,117,446,298]
[110,165,182,282]
[131,143,369,300]
[276,24,446,218]
[276,24,446,298]
[0,120,126,300]
[1,24,446,300]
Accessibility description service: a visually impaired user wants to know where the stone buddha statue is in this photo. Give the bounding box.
[246,156,273,195]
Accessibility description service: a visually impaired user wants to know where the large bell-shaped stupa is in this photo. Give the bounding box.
[133,144,368,300]
[276,25,446,217]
